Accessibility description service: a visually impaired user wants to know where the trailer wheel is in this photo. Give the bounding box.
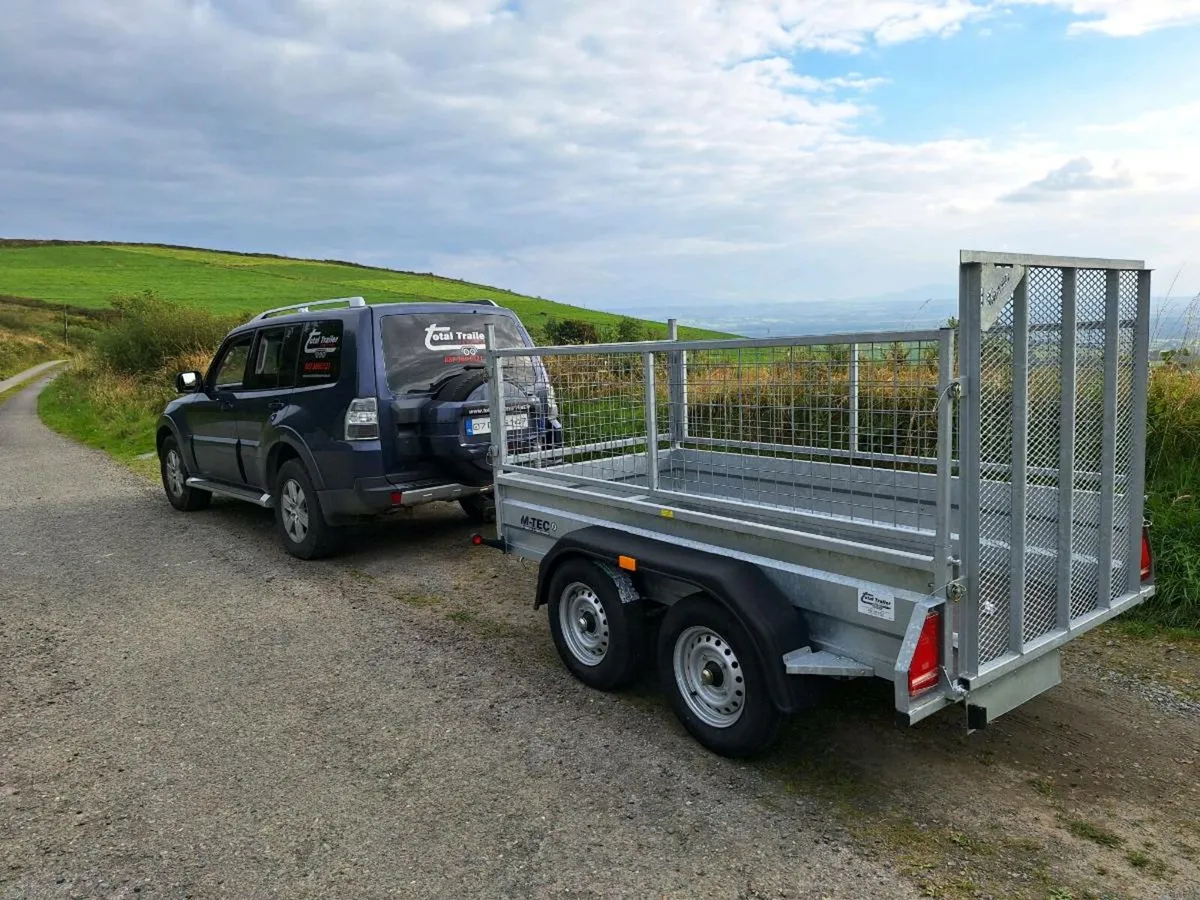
[658,593,782,758]
[547,558,644,691]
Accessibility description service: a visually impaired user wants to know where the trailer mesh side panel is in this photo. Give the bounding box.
[963,256,1148,675]
[1069,269,1106,619]
[977,295,1015,664]
[1022,267,1062,644]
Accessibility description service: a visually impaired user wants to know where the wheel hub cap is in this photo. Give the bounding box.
[165,450,184,496]
[559,582,609,667]
[280,479,309,543]
[673,626,745,729]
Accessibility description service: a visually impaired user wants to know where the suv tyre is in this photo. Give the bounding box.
[159,436,211,512]
[275,459,339,560]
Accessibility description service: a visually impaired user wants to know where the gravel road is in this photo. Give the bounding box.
[5,376,1200,900]
[0,377,917,898]
[0,362,63,395]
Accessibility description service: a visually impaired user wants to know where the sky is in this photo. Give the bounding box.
[2,0,1200,313]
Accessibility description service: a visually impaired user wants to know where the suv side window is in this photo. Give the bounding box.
[210,335,254,390]
[246,325,301,391]
[298,320,344,385]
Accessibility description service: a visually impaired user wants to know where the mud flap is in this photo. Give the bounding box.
[966,650,1062,732]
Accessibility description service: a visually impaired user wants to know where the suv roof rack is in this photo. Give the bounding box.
[455,298,500,307]
[251,296,367,322]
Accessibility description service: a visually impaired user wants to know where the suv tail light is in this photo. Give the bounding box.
[1141,525,1153,582]
[908,610,942,698]
[345,397,380,441]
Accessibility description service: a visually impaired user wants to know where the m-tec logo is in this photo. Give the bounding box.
[519,515,558,535]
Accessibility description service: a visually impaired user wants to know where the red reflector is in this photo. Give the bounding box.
[908,610,942,698]
[1141,527,1153,582]
[390,491,403,506]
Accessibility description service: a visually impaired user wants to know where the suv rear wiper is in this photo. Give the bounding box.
[407,364,485,394]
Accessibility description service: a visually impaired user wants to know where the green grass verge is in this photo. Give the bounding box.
[0,241,728,340]
[38,369,161,464]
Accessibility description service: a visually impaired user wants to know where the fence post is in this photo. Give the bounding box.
[644,351,659,492]
[935,327,956,678]
[667,318,687,449]
[848,343,859,454]
[485,324,507,471]
[958,261,983,679]
[1127,270,1151,597]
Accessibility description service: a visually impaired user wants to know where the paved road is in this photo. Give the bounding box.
[0,361,64,395]
[0,376,915,899]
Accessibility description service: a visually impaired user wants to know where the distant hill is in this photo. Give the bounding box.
[0,240,728,340]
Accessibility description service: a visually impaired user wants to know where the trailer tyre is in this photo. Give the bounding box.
[547,558,644,691]
[658,594,782,758]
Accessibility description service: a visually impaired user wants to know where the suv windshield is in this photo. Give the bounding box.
[379,312,534,395]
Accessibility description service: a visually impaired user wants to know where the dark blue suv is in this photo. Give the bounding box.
[156,297,559,559]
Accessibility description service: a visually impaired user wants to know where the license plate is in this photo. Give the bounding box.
[467,413,528,436]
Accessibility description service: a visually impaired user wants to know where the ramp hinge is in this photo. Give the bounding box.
[947,580,965,603]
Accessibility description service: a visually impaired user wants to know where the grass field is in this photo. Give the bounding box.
[0,240,726,340]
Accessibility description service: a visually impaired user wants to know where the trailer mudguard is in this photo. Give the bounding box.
[535,526,811,714]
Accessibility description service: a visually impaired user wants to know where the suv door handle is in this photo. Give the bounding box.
[268,401,285,412]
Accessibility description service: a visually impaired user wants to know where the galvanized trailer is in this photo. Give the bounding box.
[476,251,1156,757]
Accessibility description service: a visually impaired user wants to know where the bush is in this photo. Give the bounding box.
[613,316,646,343]
[96,291,238,375]
[543,317,600,345]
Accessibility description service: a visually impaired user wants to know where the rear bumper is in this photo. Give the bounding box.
[318,476,488,523]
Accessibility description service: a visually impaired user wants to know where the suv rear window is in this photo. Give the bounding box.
[380,313,532,394]
[298,320,343,385]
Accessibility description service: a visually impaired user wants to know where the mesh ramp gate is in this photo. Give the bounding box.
[958,251,1151,681]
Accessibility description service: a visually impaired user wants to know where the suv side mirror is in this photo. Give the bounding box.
[176,371,203,393]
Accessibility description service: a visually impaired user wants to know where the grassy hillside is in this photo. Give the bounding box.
[0,240,725,339]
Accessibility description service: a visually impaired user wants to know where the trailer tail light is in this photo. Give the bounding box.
[1141,526,1153,582]
[908,610,942,698]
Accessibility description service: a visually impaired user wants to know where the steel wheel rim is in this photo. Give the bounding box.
[280,479,309,543]
[673,625,745,728]
[165,449,184,497]
[558,582,609,667]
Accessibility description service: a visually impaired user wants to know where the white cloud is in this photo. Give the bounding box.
[0,0,1197,309]
[1010,0,1200,36]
